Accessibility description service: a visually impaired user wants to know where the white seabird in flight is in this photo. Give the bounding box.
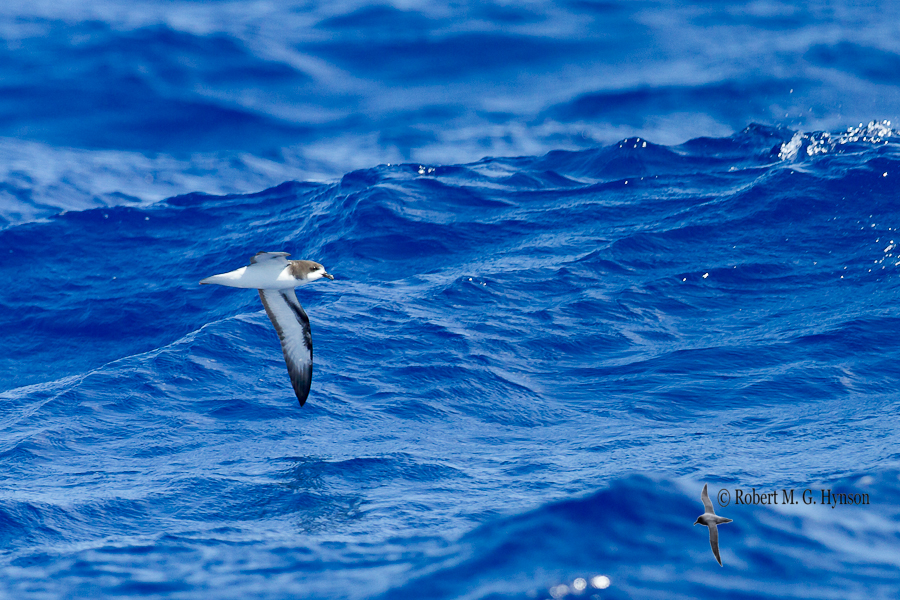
[200,251,333,406]
[693,483,733,566]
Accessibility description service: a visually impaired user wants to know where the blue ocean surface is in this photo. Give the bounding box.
[2,1,900,599]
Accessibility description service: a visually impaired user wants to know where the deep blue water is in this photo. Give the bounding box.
[3,1,900,599]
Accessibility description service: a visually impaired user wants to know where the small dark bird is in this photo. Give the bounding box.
[693,483,733,566]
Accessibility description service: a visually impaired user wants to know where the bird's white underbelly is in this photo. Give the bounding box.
[201,265,301,289]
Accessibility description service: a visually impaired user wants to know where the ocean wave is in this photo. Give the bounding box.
[4,1,900,229]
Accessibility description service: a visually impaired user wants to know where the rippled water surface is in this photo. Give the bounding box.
[2,1,900,599]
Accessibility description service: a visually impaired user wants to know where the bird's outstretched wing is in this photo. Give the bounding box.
[258,288,313,406]
[708,524,723,566]
[701,483,716,515]
[251,251,291,264]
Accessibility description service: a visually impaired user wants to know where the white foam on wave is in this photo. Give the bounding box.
[779,120,896,161]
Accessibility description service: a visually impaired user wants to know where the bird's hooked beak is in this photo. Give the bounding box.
[323,272,334,280]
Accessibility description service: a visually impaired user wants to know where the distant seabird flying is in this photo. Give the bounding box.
[200,251,333,406]
[693,483,733,566]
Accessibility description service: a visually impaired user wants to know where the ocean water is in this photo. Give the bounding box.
[2,1,900,599]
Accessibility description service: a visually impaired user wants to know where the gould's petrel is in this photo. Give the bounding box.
[693,483,733,566]
[200,251,333,406]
